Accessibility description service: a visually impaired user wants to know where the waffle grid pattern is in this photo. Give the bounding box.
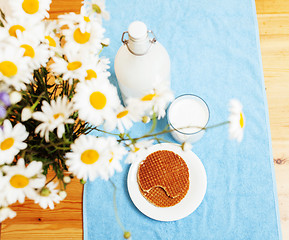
[137,150,190,207]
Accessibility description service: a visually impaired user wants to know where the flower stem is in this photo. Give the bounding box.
[31,92,45,111]
[109,179,127,233]
[146,112,157,135]
[45,173,57,186]
[205,121,230,129]
[123,121,231,142]
[90,127,121,137]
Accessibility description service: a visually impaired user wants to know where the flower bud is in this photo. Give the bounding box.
[58,190,67,200]
[9,91,22,104]
[142,116,151,124]
[40,187,51,197]
[0,92,11,107]
[63,176,71,184]
[21,107,32,121]
[123,232,131,239]
[80,179,86,184]
[181,141,192,152]
[101,38,110,47]
[92,4,101,13]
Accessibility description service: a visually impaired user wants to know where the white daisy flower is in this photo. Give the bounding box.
[61,17,105,54]
[43,21,62,56]
[126,83,174,120]
[83,55,110,81]
[99,137,127,180]
[50,52,88,82]
[9,0,51,22]
[0,44,32,90]
[33,96,74,142]
[3,16,44,40]
[73,78,120,126]
[0,120,29,165]
[1,159,46,205]
[0,207,16,222]
[125,139,155,164]
[34,182,61,210]
[65,135,111,181]
[81,0,110,23]
[16,34,50,69]
[228,99,245,142]
[104,104,142,133]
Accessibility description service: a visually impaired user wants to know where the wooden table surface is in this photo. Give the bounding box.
[1,0,289,239]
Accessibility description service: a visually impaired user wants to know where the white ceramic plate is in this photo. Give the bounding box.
[127,143,207,221]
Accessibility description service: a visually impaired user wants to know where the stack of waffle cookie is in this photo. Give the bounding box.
[137,150,190,207]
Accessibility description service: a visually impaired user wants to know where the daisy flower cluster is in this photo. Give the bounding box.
[0,0,177,224]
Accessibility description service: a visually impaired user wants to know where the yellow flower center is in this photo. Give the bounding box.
[45,36,56,47]
[133,147,140,153]
[85,69,97,80]
[92,4,102,14]
[67,61,82,71]
[53,113,64,119]
[89,91,107,110]
[117,110,129,119]
[9,25,25,38]
[141,93,156,101]
[73,28,91,44]
[109,152,114,163]
[0,137,15,151]
[83,16,90,22]
[10,174,29,188]
[22,0,39,14]
[0,61,18,77]
[21,44,35,58]
[81,149,99,164]
[240,112,245,129]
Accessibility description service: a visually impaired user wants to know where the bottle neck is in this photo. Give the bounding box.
[127,34,151,56]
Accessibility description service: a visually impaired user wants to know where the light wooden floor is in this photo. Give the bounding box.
[1,0,289,239]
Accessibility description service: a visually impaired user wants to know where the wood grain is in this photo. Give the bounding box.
[49,0,81,19]
[1,0,289,239]
[1,175,84,240]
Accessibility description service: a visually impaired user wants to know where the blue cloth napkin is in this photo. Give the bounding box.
[83,0,282,239]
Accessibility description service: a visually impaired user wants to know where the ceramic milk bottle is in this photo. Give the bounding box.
[114,21,170,100]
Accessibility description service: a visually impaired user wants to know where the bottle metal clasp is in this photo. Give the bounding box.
[121,30,157,56]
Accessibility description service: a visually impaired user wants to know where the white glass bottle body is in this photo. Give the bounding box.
[114,40,170,100]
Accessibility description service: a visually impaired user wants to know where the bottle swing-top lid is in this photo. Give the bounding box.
[121,21,156,56]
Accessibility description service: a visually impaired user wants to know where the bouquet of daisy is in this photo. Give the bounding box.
[0,0,245,231]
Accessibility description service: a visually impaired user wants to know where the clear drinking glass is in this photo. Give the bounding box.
[167,94,210,143]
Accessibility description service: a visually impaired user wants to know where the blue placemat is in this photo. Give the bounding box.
[83,0,282,239]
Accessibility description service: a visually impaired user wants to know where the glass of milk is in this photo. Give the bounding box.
[167,94,210,143]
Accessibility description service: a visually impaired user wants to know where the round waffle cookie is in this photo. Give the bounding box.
[139,185,188,207]
[137,150,189,198]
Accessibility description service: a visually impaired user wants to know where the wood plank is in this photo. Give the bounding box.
[258,14,289,35]
[49,0,82,19]
[257,6,289,239]
[1,177,83,240]
[256,0,289,14]
[261,36,289,145]
[274,163,289,239]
